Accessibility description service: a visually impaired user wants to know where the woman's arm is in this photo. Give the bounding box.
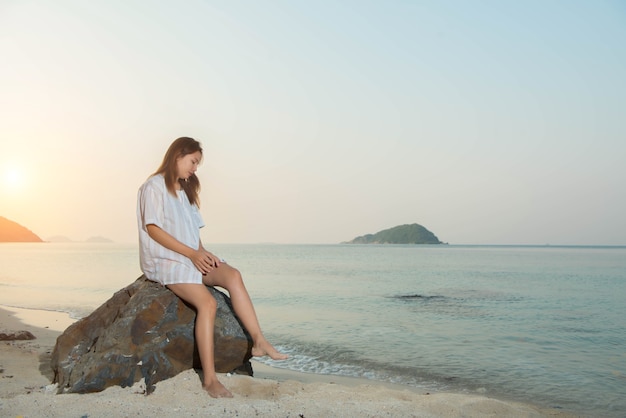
[146,224,214,274]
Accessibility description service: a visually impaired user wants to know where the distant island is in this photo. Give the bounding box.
[46,235,74,243]
[0,216,43,242]
[343,223,444,245]
[85,236,114,243]
[47,235,114,243]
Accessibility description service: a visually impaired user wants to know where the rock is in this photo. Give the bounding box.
[0,330,36,341]
[50,276,253,394]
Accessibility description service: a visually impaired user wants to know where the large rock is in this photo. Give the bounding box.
[51,276,253,394]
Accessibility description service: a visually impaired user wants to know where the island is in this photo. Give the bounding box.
[343,223,444,245]
[0,216,43,242]
[85,236,114,243]
[46,235,114,243]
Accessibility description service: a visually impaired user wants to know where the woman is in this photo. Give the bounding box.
[137,137,287,398]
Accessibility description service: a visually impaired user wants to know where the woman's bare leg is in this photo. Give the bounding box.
[167,283,233,398]
[203,264,288,360]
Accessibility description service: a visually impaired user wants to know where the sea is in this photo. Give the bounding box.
[1,242,625,417]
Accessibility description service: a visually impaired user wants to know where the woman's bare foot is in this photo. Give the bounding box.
[203,379,233,398]
[251,339,289,360]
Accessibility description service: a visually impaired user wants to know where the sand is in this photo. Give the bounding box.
[0,306,582,418]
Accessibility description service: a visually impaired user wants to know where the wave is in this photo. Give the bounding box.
[255,337,460,393]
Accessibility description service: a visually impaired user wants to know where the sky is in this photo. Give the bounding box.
[1,0,625,245]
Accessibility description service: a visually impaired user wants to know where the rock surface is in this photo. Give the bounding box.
[50,276,253,394]
[0,330,36,341]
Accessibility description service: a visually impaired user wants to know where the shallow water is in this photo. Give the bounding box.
[1,242,625,417]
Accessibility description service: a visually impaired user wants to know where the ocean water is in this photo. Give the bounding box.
[1,242,625,417]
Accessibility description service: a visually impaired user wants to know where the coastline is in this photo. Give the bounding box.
[0,306,582,417]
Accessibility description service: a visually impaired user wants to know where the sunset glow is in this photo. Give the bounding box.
[1,2,625,245]
[2,166,23,191]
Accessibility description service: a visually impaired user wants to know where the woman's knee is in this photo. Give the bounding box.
[229,267,243,284]
[205,264,244,290]
[168,283,217,313]
[223,267,245,292]
[199,293,217,313]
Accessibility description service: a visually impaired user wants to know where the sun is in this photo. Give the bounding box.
[3,167,23,190]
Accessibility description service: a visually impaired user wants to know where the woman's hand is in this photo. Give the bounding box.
[145,225,221,275]
[192,247,221,274]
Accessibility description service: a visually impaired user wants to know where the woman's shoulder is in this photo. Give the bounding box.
[140,174,166,191]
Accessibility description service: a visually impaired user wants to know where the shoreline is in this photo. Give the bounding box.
[0,305,583,417]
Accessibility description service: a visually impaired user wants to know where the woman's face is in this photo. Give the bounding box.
[176,151,202,180]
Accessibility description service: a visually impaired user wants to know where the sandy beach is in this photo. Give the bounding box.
[0,306,581,418]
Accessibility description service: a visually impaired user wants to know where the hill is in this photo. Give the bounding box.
[344,223,443,245]
[46,235,114,243]
[46,235,74,242]
[0,216,44,242]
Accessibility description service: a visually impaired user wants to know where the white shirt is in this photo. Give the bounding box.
[137,174,205,285]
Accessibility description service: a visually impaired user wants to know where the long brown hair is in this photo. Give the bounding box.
[153,137,202,207]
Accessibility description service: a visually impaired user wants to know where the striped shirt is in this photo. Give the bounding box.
[137,174,205,285]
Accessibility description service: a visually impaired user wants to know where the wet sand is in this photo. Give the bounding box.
[0,306,581,417]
